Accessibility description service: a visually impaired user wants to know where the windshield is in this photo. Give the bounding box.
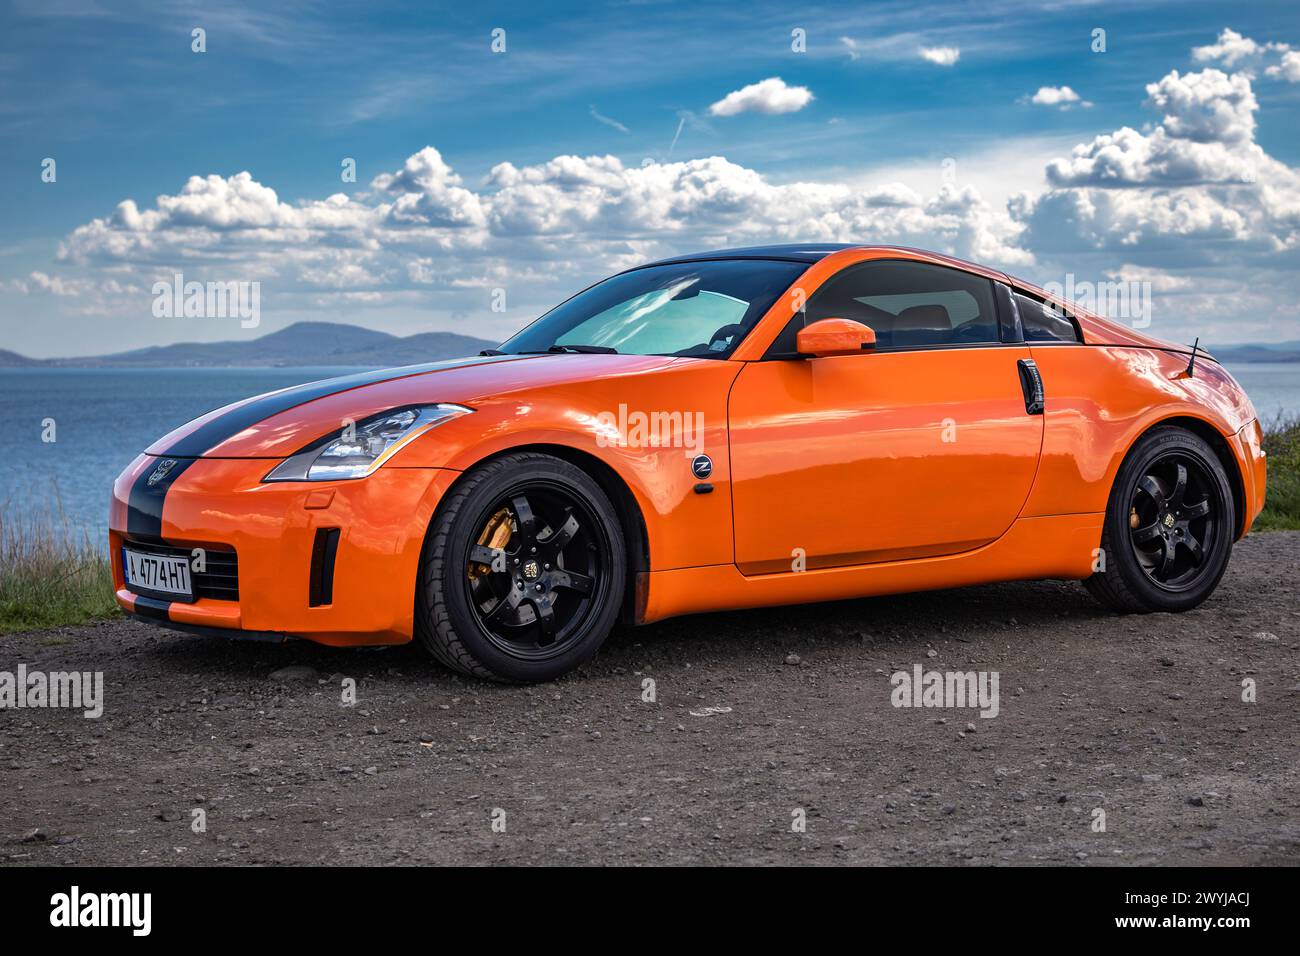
[500,259,807,359]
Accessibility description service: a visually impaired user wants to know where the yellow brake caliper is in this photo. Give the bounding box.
[468,507,513,581]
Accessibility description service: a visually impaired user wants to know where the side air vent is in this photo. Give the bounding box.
[309,528,340,607]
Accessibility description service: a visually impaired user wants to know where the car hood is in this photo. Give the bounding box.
[145,352,682,458]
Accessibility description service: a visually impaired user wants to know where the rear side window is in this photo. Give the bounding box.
[790,260,1000,352]
[1014,290,1081,343]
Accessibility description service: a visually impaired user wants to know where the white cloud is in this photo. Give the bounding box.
[1011,51,1300,330]
[1266,50,1300,83]
[48,143,1032,329]
[1038,66,1271,191]
[1045,126,1266,187]
[7,271,145,299]
[1192,28,1277,67]
[847,134,1075,214]
[1012,187,1254,251]
[1145,68,1257,144]
[476,154,1025,265]
[28,271,80,296]
[708,77,813,116]
[840,33,961,65]
[1029,86,1092,109]
[1107,264,1194,293]
[589,105,629,134]
[918,46,960,67]
[371,146,487,228]
[23,30,1300,347]
[1031,86,1079,105]
[1191,27,1299,83]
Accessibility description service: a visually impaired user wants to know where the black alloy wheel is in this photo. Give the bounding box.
[1085,426,1235,614]
[464,483,609,660]
[416,452,626,682]
[1126,452,1218,591]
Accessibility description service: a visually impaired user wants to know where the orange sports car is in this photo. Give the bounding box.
[110,245,1267,682]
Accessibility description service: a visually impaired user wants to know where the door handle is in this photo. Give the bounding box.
[1017,358,1045,415]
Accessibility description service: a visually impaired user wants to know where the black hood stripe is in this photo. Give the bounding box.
[126,455,198,540]
[126,355,517,563]
[159,355,515,457]
[123,458,195,622]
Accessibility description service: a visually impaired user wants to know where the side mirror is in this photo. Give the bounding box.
[796,317,876,358]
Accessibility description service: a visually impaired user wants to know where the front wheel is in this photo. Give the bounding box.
[416,452,626,682]
[1085,426,1235,613]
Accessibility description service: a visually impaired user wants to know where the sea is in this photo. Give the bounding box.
[1,362,1296,544]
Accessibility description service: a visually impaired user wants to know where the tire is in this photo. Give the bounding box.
[415,452,626,682]
[1084,425,1235,613]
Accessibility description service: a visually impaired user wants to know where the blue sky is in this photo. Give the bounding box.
[2,0,1299,356]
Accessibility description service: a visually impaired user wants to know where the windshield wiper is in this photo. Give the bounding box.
[549,344,618,354]
[478,348,506,356]
[520,344,619,354]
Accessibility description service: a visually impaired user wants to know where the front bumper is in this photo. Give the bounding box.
[110,454,459,645]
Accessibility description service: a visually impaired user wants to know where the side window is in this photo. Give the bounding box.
[1014,290,1082,343]
[796,260,1000,352]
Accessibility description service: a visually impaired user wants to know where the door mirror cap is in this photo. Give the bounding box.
[796,317,876,358]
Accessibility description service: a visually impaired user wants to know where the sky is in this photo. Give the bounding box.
[1,0,1299,357]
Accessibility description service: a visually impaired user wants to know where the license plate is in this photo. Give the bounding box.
[122,548,193,599]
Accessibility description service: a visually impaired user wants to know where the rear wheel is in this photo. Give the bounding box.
[1085,426,1235,613]
[416,452,626,682]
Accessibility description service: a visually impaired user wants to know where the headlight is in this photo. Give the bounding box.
[264,404,471,481]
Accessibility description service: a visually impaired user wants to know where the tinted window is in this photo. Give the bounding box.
[773,260,1000,354]
[501,259,806,359]
[1014,291,1081,343]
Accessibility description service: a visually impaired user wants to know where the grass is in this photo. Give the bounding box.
[0,504,119,634]
[1255,416,1300,531]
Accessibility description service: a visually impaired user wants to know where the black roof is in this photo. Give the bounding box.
[645,243,859,266]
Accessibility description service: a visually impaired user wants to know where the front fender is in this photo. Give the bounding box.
[385,360,743,571]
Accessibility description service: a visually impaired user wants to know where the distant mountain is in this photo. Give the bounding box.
[1211,342,1300,363]
[0,321,499,368]
[0,348,42,367]
[3,322,1296,367]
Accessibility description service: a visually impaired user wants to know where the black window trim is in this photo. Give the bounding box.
[762,257,1020,360]
[995,281,1024,344]
[1009,285,1085,345]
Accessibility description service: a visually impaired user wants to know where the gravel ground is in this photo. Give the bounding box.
[3,532,1298,866]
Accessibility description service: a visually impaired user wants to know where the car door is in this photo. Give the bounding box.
[728,259,1044,574]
